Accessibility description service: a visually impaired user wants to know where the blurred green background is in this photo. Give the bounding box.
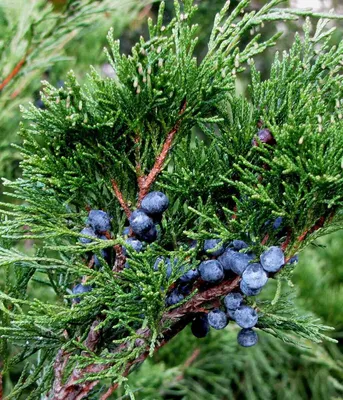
[1,0,342,398]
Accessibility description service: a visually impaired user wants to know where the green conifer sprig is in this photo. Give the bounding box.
[0,0,146,180]
[1,0,343,398]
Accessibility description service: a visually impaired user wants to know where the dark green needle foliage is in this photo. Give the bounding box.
[1,0,343,398]
[0,0,148,182]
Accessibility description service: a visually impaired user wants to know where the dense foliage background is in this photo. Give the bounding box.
[0,0,342,398]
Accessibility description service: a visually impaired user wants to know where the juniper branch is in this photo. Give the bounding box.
[137,100,187,204]
[1,1,343,398]
[51,276,241,399]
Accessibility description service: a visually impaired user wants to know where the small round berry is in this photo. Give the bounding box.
[141,191,169,215]
[94,250,106,267]
[87,210,111,233]
[198,260,224,283]
[154,257,172,279]
[179,268,199,283]
[234,305,258,329]
[273,217,283,230]
[218,248,236,271]
[230,252,255,276]
[204,239,225,257]
[122,226,130,236]
[288,255,299,264]
[237,328,258,347]
[232,240,248,251]
[260,246,285,273]
[242,263,268,290]
[123,238,143,255]
[79,227,97,244]
[252,128,275,146]
[240,280,262,297]
[208,309,228,330]
[129,209,154,236]
[137,224,158,243]
[166,290,184,306]
[224,292,243,311]
[226,309,236,320]
[178,284,192,296]
[191,314,210,338]
[35,99,45,109]
[72,284,92,303]
[190,240,198,249]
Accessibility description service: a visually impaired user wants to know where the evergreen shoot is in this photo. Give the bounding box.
[1,0,343,398]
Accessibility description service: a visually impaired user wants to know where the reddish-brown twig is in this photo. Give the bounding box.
[0,57,27,92]
[100,382,120,400]
[261,233,269,246]
[282,212,335,261]
[51,276,240,399]
[137,101,187,205]
[111,179,131,218]
[51,322,101,400]
[281,229,292,252]
[175,348,200,382]
[101,278,241,399]
[113,244,126,272]
[157,348,201,397]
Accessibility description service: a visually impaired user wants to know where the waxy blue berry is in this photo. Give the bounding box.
[72,284,92,303]
[166,290,184,306]
[273,217,283,230]
[137,224,158,243]
[230,252,255,275]
[260,246,285,273]
[237,328,258,347]
[179,268,199,283]
[218,248,236,271]
[232,240,248,251]
[204,239,225,257]
[226,309,236,320]
[208,309,228,330]
[123,238,143,255]
[224,292,243,311]
[234,306,258,329]
[154,257,172,279]
[288,255,299,264]
[141,191,169,215]
[87,210,111,233]
[242,263,268,290]
[240,280,262,297]
[129,209,154,236]
[191,314,210,338]
[198,260,224,283]
[79,227,96,244]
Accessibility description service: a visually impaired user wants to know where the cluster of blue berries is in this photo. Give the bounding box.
[73,192,298,349]
[187,239,296,347]
[191,293,258,347]
[79,209,112,267]
[74,192,169,297]
[128,191,169,243]
[123,191,169,269]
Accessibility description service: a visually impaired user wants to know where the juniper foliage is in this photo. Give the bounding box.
[0,0,148,180]
[112,234,343,400]
[1,0,343,398]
